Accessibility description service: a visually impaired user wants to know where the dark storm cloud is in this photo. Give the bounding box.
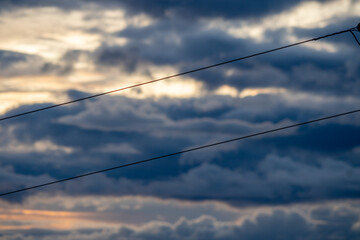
[0,0,332,22]
[0,228,79,239]
[0,0,82,11]
[2,0,356,97]
[95,21,246,73]
[2,0,360,203]
[57,93,360,139]
[3,92,360,161]
[62,154,360,204]
[2,90,359,204]
[0,1,359,239]
[58,95,294,140]
[187,38,359,95]
[90,13,359,96]
[99,0,327,20]
[263,124,360,153]
[0,163,54,202]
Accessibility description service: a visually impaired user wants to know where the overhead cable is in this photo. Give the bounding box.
[1,107,359,197]
[350,29,360,47]
[0,27,355,122]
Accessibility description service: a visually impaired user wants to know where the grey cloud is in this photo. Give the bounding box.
[0,164,54,202]
[96,22,245,73]
[1,205,359,239]
[100,0,326,20]
[58,96,169,133]
[0,50,74,77]
[2,92,360,204]
[5,195,240,225]
[60,155,360,205]
[57,93,360,141]
[0,50,44,77]
[0,50,27,67]
[95,16,359,96]
[2,1,358,97]
[148,156,360,202]
[94,45,141,72]
[0,0,83,11]
[0,2,359,236]
[0,0,332,22]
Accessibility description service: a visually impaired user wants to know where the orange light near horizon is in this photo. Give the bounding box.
[0,208,105,231]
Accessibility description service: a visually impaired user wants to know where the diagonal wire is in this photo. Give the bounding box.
[350,30,360,46]
[1,107,359,197]
[0,28,354,122]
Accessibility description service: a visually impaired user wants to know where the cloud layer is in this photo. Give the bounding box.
[1,196,360,239]
[0,0,360,239]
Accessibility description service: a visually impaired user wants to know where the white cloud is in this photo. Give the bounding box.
[0,139,73,154]
[0,7,154,60]
[205,0,360,50]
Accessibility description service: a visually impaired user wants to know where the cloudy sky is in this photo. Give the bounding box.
[0,0,360,239]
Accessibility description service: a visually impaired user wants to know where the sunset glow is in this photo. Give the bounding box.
[0,0,359,239]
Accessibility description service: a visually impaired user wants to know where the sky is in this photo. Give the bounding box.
[0,0,360,239]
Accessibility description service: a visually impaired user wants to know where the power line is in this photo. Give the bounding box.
[0,27,354,123]
[350,30,360,47]
[1,108,359,197]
